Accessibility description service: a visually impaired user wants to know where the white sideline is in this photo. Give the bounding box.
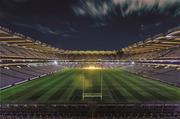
[0,85,12,90]
[15,80,28,85]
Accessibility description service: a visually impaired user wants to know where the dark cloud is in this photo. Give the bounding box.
[73,0,180,19]
[11,0,29,2]
[13,23,61,35]
[91,22,107,28]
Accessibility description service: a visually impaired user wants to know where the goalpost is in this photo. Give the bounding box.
[82,70,103,101]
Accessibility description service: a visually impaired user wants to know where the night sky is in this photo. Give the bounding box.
[0,0,180,50]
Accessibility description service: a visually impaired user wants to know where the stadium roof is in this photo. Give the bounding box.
[0,26,179,55]
[122,27,180,54]
[63,50,117,55]
[0,27,63,53]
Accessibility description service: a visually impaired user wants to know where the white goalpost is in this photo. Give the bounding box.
[82,70,103,101]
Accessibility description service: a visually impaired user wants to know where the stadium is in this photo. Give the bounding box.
[0,26,180,119]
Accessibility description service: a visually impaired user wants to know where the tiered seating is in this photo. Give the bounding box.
[123,64,180,86]
[161,48,180,59]
[121,27,180,60]
[1,44,59,59]
[0,27,65,88]
[121,47,179,60]
[119,28,180,87]
[0,65,62,88]
[0,104,179,119]
[0,27,63,60]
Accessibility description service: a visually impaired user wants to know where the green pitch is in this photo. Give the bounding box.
[0,69,180,103]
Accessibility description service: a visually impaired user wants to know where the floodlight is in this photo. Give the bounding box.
[17,66,21,68]
[83,66,102,70]
[54,60,58,65]
[131,61,135,65]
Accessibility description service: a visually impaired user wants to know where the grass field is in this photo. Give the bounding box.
[0,69,180,103]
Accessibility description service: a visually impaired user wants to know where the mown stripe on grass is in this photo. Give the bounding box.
[119,70,172,101]
[0,74,55,100]
[107,70,141,102]
[0,70,69,102]
[103,70,126,102]
[123,70,180,94]
[114,70,167,101]
[37,70,79,103]
[83,70,100,94]
[122,70,180,101]
[47,70,81,102]
[1,70,73,103]
[70,70,85,102]
[12,70,75,103]
[106,70,146,102]
[58,73,82,102]
[92,70,102,95]
[101,70,115,102]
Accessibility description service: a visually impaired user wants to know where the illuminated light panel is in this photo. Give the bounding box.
[131,61,135,65]
[83,66,103,70]
[53,60,58,65]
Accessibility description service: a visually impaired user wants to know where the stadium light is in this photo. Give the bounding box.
[53,60,58,65]
[83,66,102,70]
[131,61,135,65]
[165,35,173,38]
[17,66,21,68]
[4,67,10,70]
